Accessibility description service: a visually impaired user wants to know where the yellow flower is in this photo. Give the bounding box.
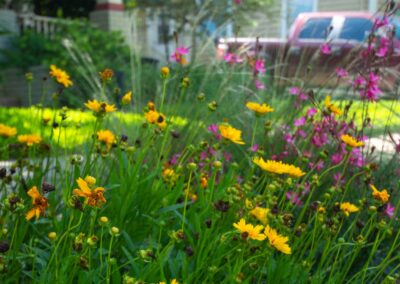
[73,177,106,207]
[250,207,269,225]
[253,157,305,178]
[145,110,167,129]
[0,124,17,137]
[161,66,170,78]
[340,202,359,216]
[233,218,266,241]
[246,102,274,115]
[219,124,245,145]
[324,96,342,116]
[370,184,390,204]
[26,186,48,221]
[97,130,116,149]
[18,134,42,146]
[84,176,96,187]
[171,280,179,284]
[122,91,132,105]
[341,134,365,148]
[264,225,292,254]
[49,64,73,88]
[99,68,113,82]
[85,100,116,114]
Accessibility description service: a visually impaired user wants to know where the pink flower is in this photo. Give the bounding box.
[353,75,367,88]
[234,0,242,4]
[374,16,389,29]
[250,144,259,152]
[286,191,302,206]
[208,124,221,140]
[254,59,266,74]
[336,68,348,78]
[170,46,189,64]
[284,134,295,144]
[320,43,331,55]
[289,87,300,95]
[331,153,343,165]
[376,37,389,58]
[255,79,265,90]
[309,160,324,171]
[294,116,306,127]
[224,52,243,64]
[385,203,395,219]
[299,92,308,101]
[306,108,317,117]
[359,72,381,101]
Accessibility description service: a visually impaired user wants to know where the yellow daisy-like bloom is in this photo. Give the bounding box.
[264,225,292,254]
[246,102,274,115]
[0,124,17,137]
[370,184,390,204]
[84,176,96,187]
[145,110,167,129]
[250,207,269,225]
[341,134,365,148]
[219,124,245,145]
[340,202,359,216]
[73,177,106,207]
[253,157,305,178]
[49,64,73,88]
[324,96,342,116]
[85,100,116,114]
[233,218,266,241]
[18,134,42,146]
[97,130,116,149]
[122,91,132,105]
[26,186,48,221]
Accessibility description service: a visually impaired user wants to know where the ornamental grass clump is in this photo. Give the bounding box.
[0,2,399,283]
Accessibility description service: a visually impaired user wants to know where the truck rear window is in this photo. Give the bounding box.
[298,18,332,40]
[339,18,373,41]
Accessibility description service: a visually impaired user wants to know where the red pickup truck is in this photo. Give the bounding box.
[217,12,400,89]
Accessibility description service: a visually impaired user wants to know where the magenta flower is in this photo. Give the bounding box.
[376,37,389,58]
[234,0,242,4]
[224,52,243,64]
[289,87,300,95]
[250,144,259,152]
[320,43,331,55]
[385,203,395,219]
[336,68,348,78]
[306,108,317,117]
[331,153,343,165]
[208,124,221,140]
[286,191,303,206]
[284,134,295,144]
[254,59,266,74]
[170,46,189,64]
[374,16,389,29]
[294,116,306,127]
[255,79,265,90]
[359,72,381,101]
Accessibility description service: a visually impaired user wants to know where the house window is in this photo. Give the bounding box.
[158,19,170,44]
[298,18,332,39]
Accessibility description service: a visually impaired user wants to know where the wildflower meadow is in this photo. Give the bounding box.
[1,2,400,284]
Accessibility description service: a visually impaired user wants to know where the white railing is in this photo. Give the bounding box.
[17,14,69,37]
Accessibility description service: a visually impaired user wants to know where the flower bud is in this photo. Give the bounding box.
[99,216,109,225]
[213,160,222,169]
[111,226,120,236]
[161,66,170,78]
[48,232,57,241]
[187,162,197,171]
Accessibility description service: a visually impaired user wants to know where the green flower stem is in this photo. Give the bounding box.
[159,77,168,113]
[182,170,193,232]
